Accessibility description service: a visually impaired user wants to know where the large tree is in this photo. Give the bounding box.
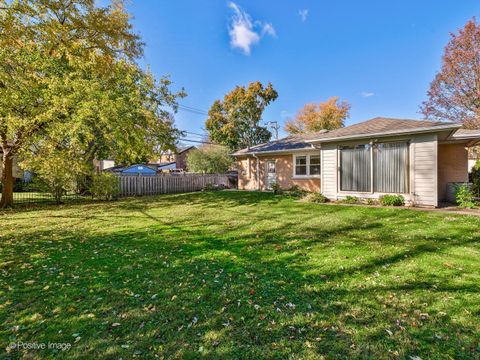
[205,81,278,151]
[421,18,480,128]
[285,97,350,134]
[0,0,183,207]
[186,145,232,174]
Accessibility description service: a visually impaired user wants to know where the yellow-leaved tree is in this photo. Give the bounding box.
[0,0,184,207]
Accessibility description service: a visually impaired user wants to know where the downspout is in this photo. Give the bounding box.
[253,153,260,191]
[369,140,374,194]
[312,144,322,193]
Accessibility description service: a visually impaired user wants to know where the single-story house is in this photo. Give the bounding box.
[232,117,480,207]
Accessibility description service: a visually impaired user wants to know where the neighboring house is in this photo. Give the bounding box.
[232,117,480,207]
[175,146,195,171]
[157,146,196,171]
[93,159,115,172]
[157,162,177,171]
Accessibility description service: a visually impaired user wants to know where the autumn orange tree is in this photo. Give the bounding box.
[421,18,480,128]
[285,97,350,134]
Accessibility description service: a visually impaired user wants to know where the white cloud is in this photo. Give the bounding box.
[298,9,309,22]
[262,23,276,37]
[361,91,375,98]
[228,2,275,55]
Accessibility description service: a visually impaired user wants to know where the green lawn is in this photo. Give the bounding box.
[1,191,479,359]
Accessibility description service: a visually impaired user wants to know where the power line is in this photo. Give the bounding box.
[265,121,280,140]
[178,108,207,116]
[179,138,217,145]
[179,104,208,113]
[177,104,209,116]
[184,131,208,137]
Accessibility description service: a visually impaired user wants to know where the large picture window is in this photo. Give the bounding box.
[339,142,409,194]
[373,142,409,193]
[294,154,321,177]
[340,145,371,192]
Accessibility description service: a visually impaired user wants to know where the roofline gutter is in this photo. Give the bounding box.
[252,153,260,191]
[305,124,462,143]
[232,146,316,157]
[449,134,480,140]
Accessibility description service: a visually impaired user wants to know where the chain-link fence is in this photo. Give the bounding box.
[1,178,90,206]
[1,172,237,207]
[11,191,88,205]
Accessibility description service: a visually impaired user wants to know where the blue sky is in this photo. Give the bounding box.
[126,0,480,140]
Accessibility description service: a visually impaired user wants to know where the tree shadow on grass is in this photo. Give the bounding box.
[1,205,480,359]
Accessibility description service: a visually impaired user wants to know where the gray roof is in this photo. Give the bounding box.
[450,129,480,139]
[303,117,460,142]
[232,135,315,156]
[177,146,196,154]
[232,117,462,156]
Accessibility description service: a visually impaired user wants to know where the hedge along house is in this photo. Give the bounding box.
[232,117,480,207]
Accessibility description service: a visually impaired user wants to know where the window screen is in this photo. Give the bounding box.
[340,145,371,192]
[373,142,409,193]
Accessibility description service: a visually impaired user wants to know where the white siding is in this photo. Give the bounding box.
[412,134,437,206]
[321,144,338,198]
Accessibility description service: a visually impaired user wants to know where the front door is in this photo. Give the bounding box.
[265,160,276,190]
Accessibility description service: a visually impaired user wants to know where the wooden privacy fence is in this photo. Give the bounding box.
[117,173,230,197]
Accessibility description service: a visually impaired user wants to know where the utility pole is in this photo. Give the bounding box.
[265,121,280,140]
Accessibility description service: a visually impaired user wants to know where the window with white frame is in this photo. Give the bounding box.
[310,155,321,175]
[294,154,321,177]
[295,156,307,175]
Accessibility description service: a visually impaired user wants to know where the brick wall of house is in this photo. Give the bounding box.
[237,154,321,192]
[175,151,189,171]
[437,143,468,201]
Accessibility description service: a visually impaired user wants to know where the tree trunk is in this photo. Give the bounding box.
[0,149,14,208]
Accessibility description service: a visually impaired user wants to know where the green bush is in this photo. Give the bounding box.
[471,160,480,196]
[271,183,283,195]
[285,185,306,198]
[21,149,86,204]
[90,173,120,201]
[302,192,327,203]
[203,183,223,192]
[340,195,359,204]
[34,170,78,204]
[366,198,377,206]
[379,194,405,206]
[455,183,476,209]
